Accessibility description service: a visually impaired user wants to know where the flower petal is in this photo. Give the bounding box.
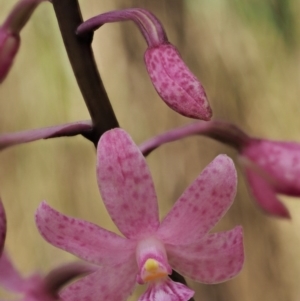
[157,155,237,245]
[139,278,194,301]
[241,139,300,196]
[167,226,244,284]
[0,200,6,255]
[97,128,159,239]
[60,259,137,301]
[35,201,136,265]
[0,251,25,292]
[244,167,290,218]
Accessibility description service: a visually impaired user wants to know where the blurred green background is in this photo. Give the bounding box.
[1,0,300,300]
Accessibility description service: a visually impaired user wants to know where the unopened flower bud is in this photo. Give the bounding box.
[145,43,211,120]
[77,8,212,120]
[0,0,46,83]
[0,29,20,83]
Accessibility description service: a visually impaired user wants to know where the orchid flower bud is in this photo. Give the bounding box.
[0,30,20,83]
[0,0,46,83]
[77,8,212,120]
[145,43,211,119]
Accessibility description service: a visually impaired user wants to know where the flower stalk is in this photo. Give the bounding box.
[140,120,250,156]
[0,120,93,151]
[51,0,119,146]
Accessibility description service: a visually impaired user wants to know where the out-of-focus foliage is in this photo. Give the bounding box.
[1,0,300,300]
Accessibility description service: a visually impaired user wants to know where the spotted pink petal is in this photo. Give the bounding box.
[0,251,25,292]
[241,139,300,196]
[35,202,136,265]
[139,278,194,301]
[0,200,6,255]
[157,155,237,245]
[60,259,137,301]
[97,128,159,239]
[244,168,290,218]
[167,226,244,284]
[145,43,212,120]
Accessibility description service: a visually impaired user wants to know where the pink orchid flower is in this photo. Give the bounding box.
[239,138,300,218]
[0,200,6,255]
[35,128,244,301]
[77,9,212,120]
[0,198,94,301]
[0,250,95,301]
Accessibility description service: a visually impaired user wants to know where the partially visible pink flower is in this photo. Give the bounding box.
[138,120,299,218]
[239,139,300,218]
[0,197,94,301]
[0,0,46,83]
[77,9,212,120]
[36,128,244,301]
[0,200,6,255]
[0,250,95,301]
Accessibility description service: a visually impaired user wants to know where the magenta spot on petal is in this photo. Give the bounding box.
[122,203,129,210]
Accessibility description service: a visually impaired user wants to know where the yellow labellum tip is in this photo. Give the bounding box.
[144,258,159,272]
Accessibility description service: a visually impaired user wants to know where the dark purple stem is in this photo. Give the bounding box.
[77,8,168,47]
[51,0,119,146]
[140,120,251,156]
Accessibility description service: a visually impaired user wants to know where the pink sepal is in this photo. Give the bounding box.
[0,251,25,292]
[35,201,136,266]
[241,139,300,196]
[97,128,159,240]
[167,226,244,284]
[139,278,194,301]
[145,43,212,120]
[157,154,237,245]
[244,168,290,218]
[60,260,137,301]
